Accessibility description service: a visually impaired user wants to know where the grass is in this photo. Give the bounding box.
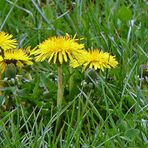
[0,0,148,147]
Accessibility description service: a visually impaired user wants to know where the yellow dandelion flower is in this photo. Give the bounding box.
[31,34,84,64]
[0,48,33,73]
[0,32,17,51]
[70,49,118,71]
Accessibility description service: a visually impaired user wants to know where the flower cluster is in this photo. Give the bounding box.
[0,32,32,73]
[2,31,148,108]
[0,31,119,73]
[31,34,118,71]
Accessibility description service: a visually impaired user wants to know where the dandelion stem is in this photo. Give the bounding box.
[57,64,63,106]
[54,64,63,140]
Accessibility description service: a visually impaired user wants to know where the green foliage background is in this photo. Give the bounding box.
[0,0,147,147]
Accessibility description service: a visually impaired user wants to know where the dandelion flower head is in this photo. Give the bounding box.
[0,48,32,73]
[31,34,84,64]
[70,49,118,71]
[0,32,17,51]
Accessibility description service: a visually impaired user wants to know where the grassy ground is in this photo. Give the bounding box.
[0,0,148,147]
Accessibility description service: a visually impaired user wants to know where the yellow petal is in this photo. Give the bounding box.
[83,62,90,71]
[59,52,63,64]
[89,62,93,69]
[16,61,24,67]
[0,62,6,74]
[62,51,67,62]
[67,52,73,60]
[48,52,54,63]
[53,52,57,64]
[94,64,98,70]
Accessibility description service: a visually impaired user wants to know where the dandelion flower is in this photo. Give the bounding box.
[0,48,33,73]
[0,32,17,51]
[70,49,118,71]
[31,34,84,64]
[31,34,84,107]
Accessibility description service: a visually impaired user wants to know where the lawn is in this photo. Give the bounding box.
[0,0,148,147]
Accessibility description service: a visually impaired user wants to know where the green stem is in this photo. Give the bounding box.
[53,64,63,142]
[57,64,63,106]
